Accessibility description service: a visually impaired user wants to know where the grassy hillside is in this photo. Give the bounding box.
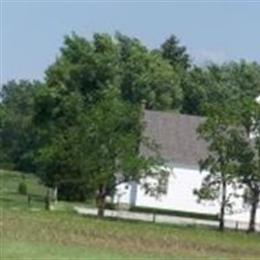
[1,170,260,259]
[0,170,46,210]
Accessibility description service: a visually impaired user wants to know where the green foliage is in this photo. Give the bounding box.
[160,34,190,71]
[33,82,158,209]
[46,32,183,111]
[30,84,97,200]
[196,95,260,232]
[181,61,260,115]
[193,176,219,202]
[46,33,120,106]
[1,31,260,212]
[79,87,159,215]
[18,182,27,195]
[195,104,241,230]
[117,33,183,110]
[0,80,43,172]
[229,97,260,232]
[57,182,92,202]
[181,66,209,115]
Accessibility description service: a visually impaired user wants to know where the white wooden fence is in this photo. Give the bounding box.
[74,206,260,232]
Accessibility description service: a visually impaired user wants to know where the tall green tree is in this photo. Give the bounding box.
[33,85,94,201]
[117,33,183,110]
[197,96,260,232]
[81,87,158,217]
[195,105,239,231]
[0,80,43,172]
[33,82,159,214]
[181,67,209,115]
[35,32,175,206]
[231,97,260,232]
[0,103,7,167]
[46,33,120,106]
[160,34,190,71]
[181,61,260,116]
[46,32,183,111]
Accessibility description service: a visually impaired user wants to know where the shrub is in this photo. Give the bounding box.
[105,202,117,210]
[18,182,27,195]
[58,182,94,202]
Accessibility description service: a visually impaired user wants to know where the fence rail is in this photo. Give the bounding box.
[74,206,260,232]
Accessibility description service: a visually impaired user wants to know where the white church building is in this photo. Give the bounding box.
[115,110,260,225]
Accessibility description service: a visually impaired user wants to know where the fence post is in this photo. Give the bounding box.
[235,221,239,231]
[152,212,156,223]
[27,194,31,208]
[45,188,51,210]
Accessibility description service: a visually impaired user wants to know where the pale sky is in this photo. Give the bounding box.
[2,1,260,83]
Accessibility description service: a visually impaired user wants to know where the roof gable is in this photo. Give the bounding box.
[141,110,208,167]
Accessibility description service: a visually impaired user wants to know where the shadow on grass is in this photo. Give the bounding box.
[1,191,44,201]
[0,197,13,203]
[79,213,222,233]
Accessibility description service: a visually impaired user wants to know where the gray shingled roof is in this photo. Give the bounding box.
[141,110,209,167]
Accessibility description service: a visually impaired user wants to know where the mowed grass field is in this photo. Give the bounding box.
[1,170,260,259]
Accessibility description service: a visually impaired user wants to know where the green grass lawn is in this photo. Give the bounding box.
[0,169,46,210]
[1,170,260,259]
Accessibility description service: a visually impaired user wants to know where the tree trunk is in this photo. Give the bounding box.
[248,190,259,233]
[97,196,105,218]
[45,188,51,210]
[219,180,227,231]
[96,185,106,218]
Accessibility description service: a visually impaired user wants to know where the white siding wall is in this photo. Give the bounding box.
[114,164,249,216]
[114,183,132,205]
[135,165,220,214]
[113,165,260,226]
[114,165,219,214]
